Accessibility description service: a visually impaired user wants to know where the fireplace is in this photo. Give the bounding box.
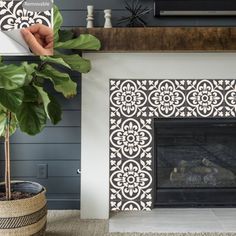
[109,79,236,211]
[81,52,236,219]
[154,118,236,207]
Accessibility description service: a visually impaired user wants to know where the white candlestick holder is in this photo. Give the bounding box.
[104,9,112,28]
[87,5,94,28]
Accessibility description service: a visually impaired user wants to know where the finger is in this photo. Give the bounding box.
[34,33,44,46]
[45,34,54,44]
[21,28,45,55]
[26,24,53,36]
[45,41,53,49]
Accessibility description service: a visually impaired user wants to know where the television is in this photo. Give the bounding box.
[154,0,236,16]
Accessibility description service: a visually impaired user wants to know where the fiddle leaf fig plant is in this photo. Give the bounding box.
[0,5,101,200]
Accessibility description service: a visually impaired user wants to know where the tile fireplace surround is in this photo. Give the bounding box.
[109,78,236,211]
[81,53,236,219]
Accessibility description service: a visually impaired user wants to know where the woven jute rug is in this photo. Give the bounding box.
[46,210,236,236]
[107,234,236,236]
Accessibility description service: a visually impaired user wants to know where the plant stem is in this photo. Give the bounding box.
[5,112,11,200]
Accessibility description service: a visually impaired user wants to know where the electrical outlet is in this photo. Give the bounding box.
[37,164,48,179]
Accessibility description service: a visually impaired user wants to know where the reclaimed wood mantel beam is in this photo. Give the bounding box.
[74,27,236,52]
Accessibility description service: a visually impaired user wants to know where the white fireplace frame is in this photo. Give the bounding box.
[81,53,236,219]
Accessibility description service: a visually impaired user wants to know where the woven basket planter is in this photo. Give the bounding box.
[0,181,47,236]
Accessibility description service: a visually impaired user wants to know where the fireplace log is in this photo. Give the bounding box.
[170,159,235,186]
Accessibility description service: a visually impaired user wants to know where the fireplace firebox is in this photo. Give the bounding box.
[154,119,236,207]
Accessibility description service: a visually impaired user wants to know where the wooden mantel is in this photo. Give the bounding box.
[75,27,236,52]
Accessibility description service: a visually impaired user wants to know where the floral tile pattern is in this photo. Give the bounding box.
[110,79,236,211]
[0,0,51,31]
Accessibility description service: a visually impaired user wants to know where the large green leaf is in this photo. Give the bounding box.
[17,102,47,136]
[0,110,6,137]
[0,88,24,112]
[8,113,18,136]
[34,85,62,125]
[23,85,39,102]
[0,111,18,137]
[41,54,91,73]
[54,5,63,43]
[35,65,77,98]
[0,64,27,90]
[59,30,74,42]
[47,94,62,125]
[22,62,38,85]
[40,56,71,69]
[54,34,101,50]
[57,54,91,73]
[34,85,50,115]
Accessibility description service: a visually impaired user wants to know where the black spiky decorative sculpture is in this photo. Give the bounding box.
[118,0,151,27]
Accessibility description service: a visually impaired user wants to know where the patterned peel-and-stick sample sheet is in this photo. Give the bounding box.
[0,0,53,55]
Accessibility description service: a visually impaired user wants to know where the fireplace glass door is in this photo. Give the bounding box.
[154,119,236,207]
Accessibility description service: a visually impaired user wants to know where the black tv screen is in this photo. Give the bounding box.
[154,0,236,16]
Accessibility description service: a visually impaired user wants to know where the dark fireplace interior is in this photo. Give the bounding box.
[154,119,236,207]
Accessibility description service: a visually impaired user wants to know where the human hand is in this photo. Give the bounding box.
[21,24,54,56]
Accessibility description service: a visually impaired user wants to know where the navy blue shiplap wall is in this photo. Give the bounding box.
[58,0,236,27]
[1,0,236,210]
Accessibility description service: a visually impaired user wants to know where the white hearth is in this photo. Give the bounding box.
[81,53,236,219]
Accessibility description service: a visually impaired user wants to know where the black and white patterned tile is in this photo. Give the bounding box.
[225,80,236,117]
[185,80,225,118]
[0,0,52,31]
[110,79,236,211]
